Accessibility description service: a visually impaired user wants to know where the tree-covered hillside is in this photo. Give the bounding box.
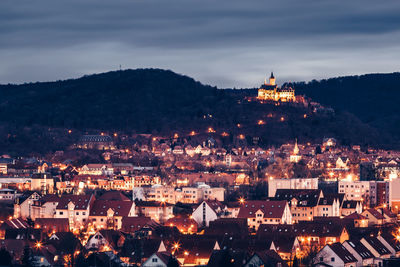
[0,69,395,155]
[287,73,400,139]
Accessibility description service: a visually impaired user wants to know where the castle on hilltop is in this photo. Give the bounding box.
[257,72,295,102]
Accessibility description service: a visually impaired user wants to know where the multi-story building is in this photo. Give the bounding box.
[269,178,319,198]
[135,201,173,223]
[145,183,225,204]
[79,164,114,176]
[89,200,136,230]
[54,194,95,229]
[14,191,41,219]
[338,181,370,202]
[237,200,292,230]
[274,189,322,222]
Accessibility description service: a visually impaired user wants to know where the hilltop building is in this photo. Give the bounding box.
[258,72,295,102]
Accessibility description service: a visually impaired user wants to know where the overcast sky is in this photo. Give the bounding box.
[1,0,400,88]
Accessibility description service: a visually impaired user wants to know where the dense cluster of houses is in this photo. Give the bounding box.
[0,186,397,266]
[2,135,400,265]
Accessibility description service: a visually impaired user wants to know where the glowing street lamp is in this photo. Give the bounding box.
[35,241,42,249]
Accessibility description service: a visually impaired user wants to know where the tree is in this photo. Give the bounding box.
[292,255,299,267]
[0,247,12,266]
[167,256,180,267]
[22,245,33,267]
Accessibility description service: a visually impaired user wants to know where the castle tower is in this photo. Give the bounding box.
[269,72,276,86]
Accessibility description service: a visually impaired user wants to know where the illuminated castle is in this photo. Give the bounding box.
[257,72,295,102]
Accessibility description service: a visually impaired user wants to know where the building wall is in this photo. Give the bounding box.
[338,181,370,202]
[268,178,319,197]
[192,202,218,227]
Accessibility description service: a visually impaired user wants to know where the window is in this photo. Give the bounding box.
[152,258,158,262]
[76,212,79,215]
[331,257,335,262]
[59,212,63,215]
[320,257,323,261]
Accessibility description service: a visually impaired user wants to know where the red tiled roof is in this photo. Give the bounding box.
[98,191,130,201]
[237,200,287,219]
[121,216,153,232]
[90,200,134,216]
[345,212,367,220]
[34,218,69,232]
[365,209,385,220]
[56,194,93,210]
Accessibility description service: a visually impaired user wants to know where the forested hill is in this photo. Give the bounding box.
[0,69,222,131]
[0,69,397,154]
[286,72,400,138]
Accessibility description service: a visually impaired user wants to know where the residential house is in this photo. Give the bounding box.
[85,229,126,252]
[89,200,136,229]
[341,200,362,216]
[274,189,322,222]
[342,239,375,267]
[360,236,392,259]
[31,194,61,220]
[55,194,95,229]
[14,191,41,219]
[244,250,287,267]
[314,242,357,267]
[237,200,292,230]
[135,201,174,223]
[192,200,227,227]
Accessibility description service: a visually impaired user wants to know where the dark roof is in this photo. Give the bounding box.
[155,251,174,265]
[380,208,397,218]
[56,194,93,210]
[365,209,385,220]
[205,218,248,237]
[344,240,374,259]
[135,200,173,207]
[120,237,163,259]
[362,236,391,256]
[98,191,130,201]
[252,250,288,267]
[5,228,41,241]
[121,216,154,233]
[16,191,41,204]
[34,218,69,232]
[207,249,249,267]
[97,230,126,250]
[258,220,346,238]
[274,189,321,207]
[345,212,366,220]
[237,200,287,219]
[342,200,360,209]
[219,237,274,254]
[34,194,60,206]
[90,200,134,216]
[380,232,400,252]
[328,242,357,263]
[1,218,29,230]
[318,194,345,206]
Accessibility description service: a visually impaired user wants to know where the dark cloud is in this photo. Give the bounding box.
[1,0,400,87]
